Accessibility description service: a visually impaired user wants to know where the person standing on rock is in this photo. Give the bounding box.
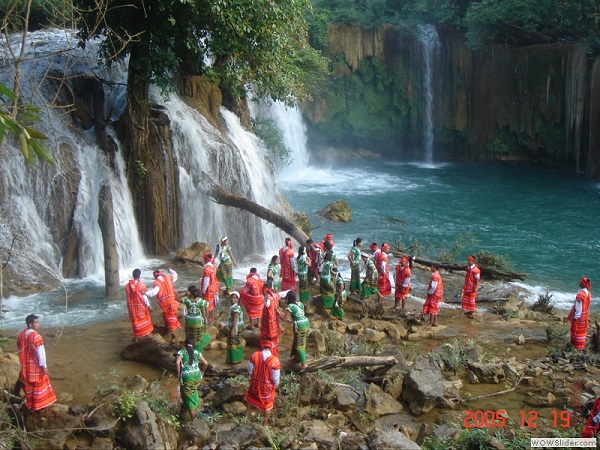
[461,255,481,319]
[284,291,310,370]
[394,256,411,309]
[360,252,381,301]
[15,314,57,412]
[306,239,321,284]
[239,268,264,329]
[279,237,297,293]
[176,338,208,421]
[319,251,335,309]
[146,268,182,342]
[296,245,311,303]
[423,264,443,327]
[177,285,211,352]
[201,253,220,324]
[376,243,392,296]
[568,277,592,351]
[217,236,237,296]
[330,266,347,319]
[125,268,154,340]
[245,338,281,426]
[347,237,363,295]
[260,281,287,357]
[227,291,245,364]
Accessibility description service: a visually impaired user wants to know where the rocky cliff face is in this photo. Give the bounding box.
[305,23,600,179]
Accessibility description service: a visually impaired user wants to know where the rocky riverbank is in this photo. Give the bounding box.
[1,262,598,449]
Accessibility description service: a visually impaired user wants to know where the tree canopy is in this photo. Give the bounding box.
[75,0,327,103]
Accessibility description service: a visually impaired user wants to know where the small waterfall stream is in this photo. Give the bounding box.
[417,24,441,165]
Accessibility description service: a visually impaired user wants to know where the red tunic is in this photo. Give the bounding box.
[125,278,154,337]
[260,291,282,356]
[202,262,220,311]
[279,245,296,292]
[376,252,392,295]
[245,349,281,411]
[461,264,481,312]
[17,329,57,411]
[569,288,591,350]
[582,397,600,438]
[424,270,443,316]
[240,274,265,319]
[153,274,181,330]
[394,263,411,300]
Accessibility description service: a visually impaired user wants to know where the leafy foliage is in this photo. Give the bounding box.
[75,0,327,103]
[253,117,292,172]
[0,82,54,166]
[0,0,74,31]
[531,291,555,313]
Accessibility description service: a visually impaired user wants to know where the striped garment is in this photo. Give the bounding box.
[125,279,154,338]
[245,349,281,411]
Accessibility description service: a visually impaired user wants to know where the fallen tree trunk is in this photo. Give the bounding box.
[302,355,398,372]
[203,173,309,245]
[390,249,527,281]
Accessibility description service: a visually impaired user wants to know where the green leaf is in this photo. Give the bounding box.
[0,82,17,100]
[23,126,48,140]
[29,139,55,164]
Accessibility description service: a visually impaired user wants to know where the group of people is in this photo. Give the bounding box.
[14,232,592,432]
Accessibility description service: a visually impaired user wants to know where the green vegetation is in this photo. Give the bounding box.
[74,0,327,104]
[253,117,292,172]
[531,291,555,314]
[0,0,74,31]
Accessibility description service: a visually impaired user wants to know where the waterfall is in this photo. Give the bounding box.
[251,100,310,175]
[154,94,284,259]
[418,24,441,165]
[0,30,144,286]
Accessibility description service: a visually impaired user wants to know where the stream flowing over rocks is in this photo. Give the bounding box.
[2,262,599,449]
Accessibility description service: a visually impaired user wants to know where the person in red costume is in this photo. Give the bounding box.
[582,397,600,438]
[394,256,411,309]
[568,277,592,351]
[245,338,281,426]
[376,243,392,296]
[125,268,154,340]
[15,314,57,411]
[279,237,297,293]
[240,267,264,329]
[201,253,220,324]
[423,264,443,327]
[461,255,481,319]
[146,267,181,341]
[259,281,288,357]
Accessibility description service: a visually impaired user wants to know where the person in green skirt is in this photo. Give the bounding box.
[284,291,310,370]
[227,291,245,364]
[177,286,211,352]
[296,245,311,303]
[347,237,363,294]
[330,267,347,319]
[267,255,281,292]
[176,338,208,420]
[360,252,381,300]
[319,251,335,309]
[217,236,237,296]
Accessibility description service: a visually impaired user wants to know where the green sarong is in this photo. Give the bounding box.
[185,318,211,352]
[217,259,234,288]
[320,280,335,309]
[227,333,245,364]
[180,373,202,411]
[298,275,310,303]
[291,323,310,364]
[350,265,361,292]
[331,295,345,319]
[361,279,379,299]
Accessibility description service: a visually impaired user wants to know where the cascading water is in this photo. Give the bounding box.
[417,24,441,165]
[0,30,144,288]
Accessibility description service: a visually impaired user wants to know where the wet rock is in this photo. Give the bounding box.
[364,328,386,343]
[122,333,177,371]
[366,428,422,449]
[118,401,178,450]
[317,200,352,222]
[123,374,150,393]
[175,241,211,264]
[211,381,247,407]
[401,356,445,415]
[466,362,506,384]
[381,364,407,399]
[364,383,403,416]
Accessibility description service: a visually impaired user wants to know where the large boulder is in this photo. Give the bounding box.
[317,200,352,222]
[118,401,178,450]
[175,241,211,264]
[401,356,445,415]
[121,333,177,371]
[466,361,506,384]
[364,383,404,416]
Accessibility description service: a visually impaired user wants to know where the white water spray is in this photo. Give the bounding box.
[418,24,441,165]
